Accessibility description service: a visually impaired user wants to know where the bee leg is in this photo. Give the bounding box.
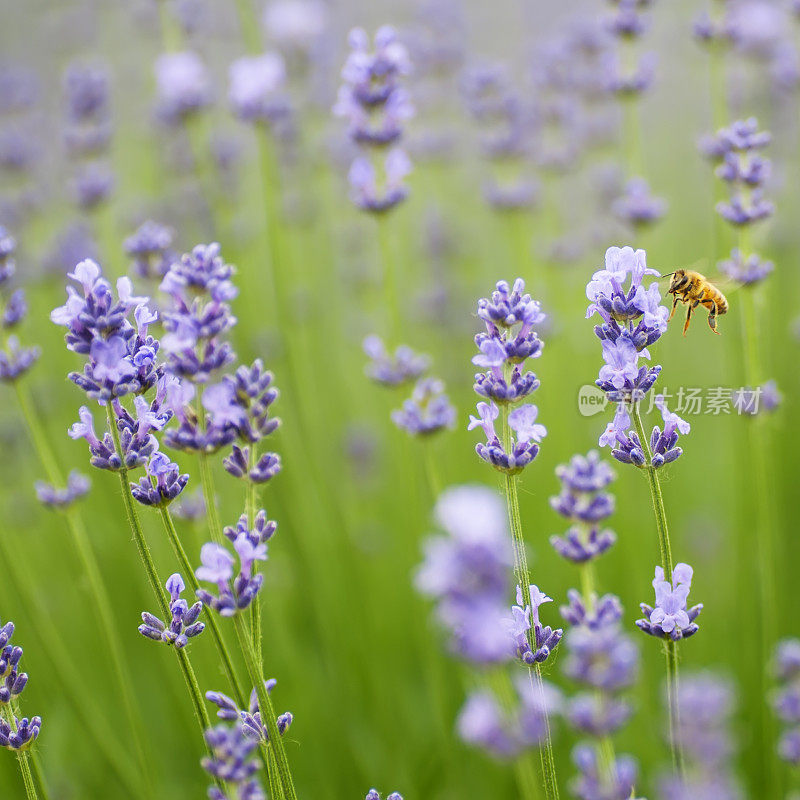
[669,295,679,321]
[683,301,698,336]
[708,301,719,335]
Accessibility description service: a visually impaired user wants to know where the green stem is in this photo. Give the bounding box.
[158,507,249,710]
[232,613,298,800]
[198,453,224,545]
[377,216,401,342]
[232,0,262,53]
[13,382,154,793]
[245,466,264,667]
[629,401,684,778]
[106,406,224,786]
[499,402,559,800]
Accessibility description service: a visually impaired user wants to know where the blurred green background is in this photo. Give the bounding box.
[1,0,799,798]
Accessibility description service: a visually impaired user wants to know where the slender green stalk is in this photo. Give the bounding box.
[232,613,298,800]
[158,507,249,710]
[629,401,684,778]
[499,393,560,800]
[377,216,401,342]
[198,453,224,545]
[231,0,262,53]
[13,381,153,792]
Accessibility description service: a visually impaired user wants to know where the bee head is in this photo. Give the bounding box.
[666,270,685,293]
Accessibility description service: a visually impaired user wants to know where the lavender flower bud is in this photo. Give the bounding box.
[35,470,91,510]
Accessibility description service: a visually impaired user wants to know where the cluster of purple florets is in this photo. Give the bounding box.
[194,507,276,616]
[207,678,292,743]
[334,26,414,213]
[636,563,703,641]
[362,334,455,439]
[658,672,743,799]
[587,246,690,469]
[0,620,41,752]
[468,278,547,474]
[202,722,264,799]
[62,61,114,210]
[139,573,205,648]
[0,227,39,382]
[548,449,640,799]
[772,639,800,765]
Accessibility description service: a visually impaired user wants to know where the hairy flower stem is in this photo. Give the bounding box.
[198,453,224,546]
[232,613,298,800]
[629,401,685,779]
[158,507,249,708]
[246,449,264,666]
[499,406,560,800]
[105,406,221,783]
[13,381,154,793]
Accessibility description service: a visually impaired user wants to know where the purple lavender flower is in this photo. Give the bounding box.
[335,26,414,213]
[718,248,773,286]
[223,445,281,484]
[347,149,412,213]
[172,488,206,522]
[636,563,703,640]
[391,377,456,436]
[51,260,161,401]
[160,243,237,384]
[35,470,91,510]
[570,743,637,800]
[506,583,563,665]
[468,400,545,474]
[228,53,289,125]
[195,532,267,616]
[155,51,212,123]
[550,451,617,563]
[130,451,189,507]
[733,380,781,416]
[262,0,328,53]
[562,597,639,692]
[772,639,800,765]
[415,485,515,664]
[567,692,632,737]
[0,622,41,751]
[612,177,667,228]
[365,790,403,800]
[457,680,562,759]
[138,573,205,648]
[363,335,429,386]
[63,62,109,121]
[0,714,41,752]
[603,50,656,96]
[202,723,262,790]
[659,671,743,798]
[72,161,115,210]
[124,221,175,280]
[207,680,292,749]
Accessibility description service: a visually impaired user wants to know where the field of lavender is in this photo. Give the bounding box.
[1,0,799,798]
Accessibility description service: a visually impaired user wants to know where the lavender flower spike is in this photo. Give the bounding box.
[138,573,205,648]
[195,534,267,616]
[636,563,703,640]
[366,790,403,800]
[469,400,546,474]
[507,583,563,665]
[35,470,91,510]
[392,377,456,436]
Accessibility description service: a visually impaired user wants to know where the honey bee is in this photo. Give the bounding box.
[664,269,729,335]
